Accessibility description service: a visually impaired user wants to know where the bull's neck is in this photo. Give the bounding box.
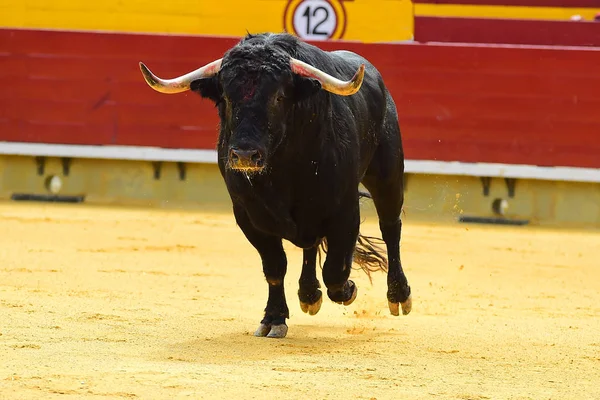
[280,102,332,160]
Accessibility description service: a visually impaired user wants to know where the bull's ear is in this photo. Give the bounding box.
[190,77,221,104]
[293,76,322,102]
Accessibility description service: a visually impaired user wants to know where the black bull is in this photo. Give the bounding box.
[140,33,412,338]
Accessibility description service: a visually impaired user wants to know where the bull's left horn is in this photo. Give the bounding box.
[290,58,365,96]
[139,59,223,94]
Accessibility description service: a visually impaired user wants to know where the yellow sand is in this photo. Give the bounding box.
[1,201,599,399]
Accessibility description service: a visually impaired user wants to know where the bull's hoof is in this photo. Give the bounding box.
[388,294,412,316]
[329,280,358,306]
[254,317,288,338]
[342,282,358,306]
[300,290,323,315]
[254,323,271,337]
[266,324,288,338]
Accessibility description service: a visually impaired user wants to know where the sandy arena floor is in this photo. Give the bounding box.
[1,201,599,399]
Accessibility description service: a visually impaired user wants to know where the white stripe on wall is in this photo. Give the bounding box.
[404,160,600,183]
[1,141,599,183]
[0,142,218,163]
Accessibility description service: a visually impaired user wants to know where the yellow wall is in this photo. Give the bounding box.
[0,0,414,43]
[3,0,600,44]
[414,3,600,21]
[2,155,599,228]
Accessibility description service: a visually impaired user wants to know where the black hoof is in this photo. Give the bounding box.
[254,317,288,338]
[328,280,358,306]
[299,289,323,315]
[388,284,412,316]
[254,323,271,337]
[266,324,288,338]
[388,295,412,316]
[299,291,323,315]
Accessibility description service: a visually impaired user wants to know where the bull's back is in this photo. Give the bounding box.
[331,50,389,126]
[331,50,386,100]
[329,50,391,169]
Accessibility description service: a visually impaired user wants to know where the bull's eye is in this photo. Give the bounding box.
[276,96,284,103]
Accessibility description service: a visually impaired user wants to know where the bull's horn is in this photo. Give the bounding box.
[138,59,223,94]
[290,58,365,96]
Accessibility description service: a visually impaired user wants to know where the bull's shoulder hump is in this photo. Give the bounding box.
[331,50,365,62]
[330,50,376,70]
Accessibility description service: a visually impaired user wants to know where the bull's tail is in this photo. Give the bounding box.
[353,234,388,283]
[316,190,388,284]
[316,235,388,284]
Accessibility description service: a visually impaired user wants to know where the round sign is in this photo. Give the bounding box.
[283,0,347,41]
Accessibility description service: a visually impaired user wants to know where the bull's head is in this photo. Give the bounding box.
[139,39,365,174]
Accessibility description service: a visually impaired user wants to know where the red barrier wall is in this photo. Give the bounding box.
[415,16,600,46]
[1,28,599,168]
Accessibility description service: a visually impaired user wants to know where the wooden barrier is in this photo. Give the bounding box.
[415,16,600,46]
[2,28,599,171]
[413,0,600,20]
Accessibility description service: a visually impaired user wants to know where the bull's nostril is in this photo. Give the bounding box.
[251,151,262,163]
[229,148,263,168]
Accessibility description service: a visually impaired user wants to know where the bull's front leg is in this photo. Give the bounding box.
[298,246,323,315]
[322,200,360,306]
[233,206,289,338]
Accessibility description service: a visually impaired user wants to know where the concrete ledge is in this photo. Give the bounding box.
[1,141,599,183]
[405,160,600,183]
[0,142,218,163]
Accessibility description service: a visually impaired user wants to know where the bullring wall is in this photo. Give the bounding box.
[1,1,599,227]
[2,27,599,169]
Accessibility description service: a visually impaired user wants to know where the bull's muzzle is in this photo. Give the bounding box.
[228,147,265,172]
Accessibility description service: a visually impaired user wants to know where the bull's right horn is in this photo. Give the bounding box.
[290,58,365,96]
[139,59,223,94]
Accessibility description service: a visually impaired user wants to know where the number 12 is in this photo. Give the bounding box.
[302,6,330,36]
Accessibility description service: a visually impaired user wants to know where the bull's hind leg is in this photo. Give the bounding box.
[298,246,323,315]
[233,206,289,338]
[362,114,412,315]
[362,173,412,316]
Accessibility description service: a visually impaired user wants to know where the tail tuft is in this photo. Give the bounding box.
[354,234,388,284]
[315,190,388,283]
[316,234,388,285]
